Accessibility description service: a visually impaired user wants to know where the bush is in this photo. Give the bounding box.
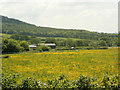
[2,38,29,53]
[42,46,51,51]
[37,46,43,52]
[2,74,119,89]
[19,77,40,89]
[2,39,22,53]
[20,41,30,51]
[37,46,51,52]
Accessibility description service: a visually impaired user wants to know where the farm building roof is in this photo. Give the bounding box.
[40,43,56,46]
[29,45,37,48]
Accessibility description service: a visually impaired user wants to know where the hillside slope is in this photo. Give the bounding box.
[1,15,118,40]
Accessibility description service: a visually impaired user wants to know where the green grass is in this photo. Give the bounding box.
[2,48,118,83]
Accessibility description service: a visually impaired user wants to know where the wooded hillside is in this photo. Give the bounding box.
[1,15,118,41]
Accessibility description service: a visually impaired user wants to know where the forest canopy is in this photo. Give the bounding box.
[1,15,118,41]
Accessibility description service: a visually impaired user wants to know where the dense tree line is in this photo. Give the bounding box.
[2,38,29,53]
[1,15,118,41]
[10,34,41,44]
[2,36,118,53]
[44,37,118,47]
[56,38,118,48]
[9,34,119,48]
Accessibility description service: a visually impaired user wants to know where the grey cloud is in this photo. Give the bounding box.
[0,1,118,33]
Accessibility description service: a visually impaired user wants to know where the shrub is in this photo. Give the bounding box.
[37,46,43,52]
[2,74,119,89]
[37,46,51,52]
[19,77,40,89]
[41,46,51,51]
[2,38,30,53]
[20,41,30,51]
[2,39,22,53]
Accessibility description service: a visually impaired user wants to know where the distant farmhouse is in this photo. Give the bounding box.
[29,44,37,50]
[29,43,56,50]
[40,43,56,49]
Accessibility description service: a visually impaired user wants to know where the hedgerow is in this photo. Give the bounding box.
[2,74,120,89]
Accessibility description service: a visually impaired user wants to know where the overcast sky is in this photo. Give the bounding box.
[0,0,119,33]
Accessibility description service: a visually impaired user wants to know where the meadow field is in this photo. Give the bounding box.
[2,48,118,84]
